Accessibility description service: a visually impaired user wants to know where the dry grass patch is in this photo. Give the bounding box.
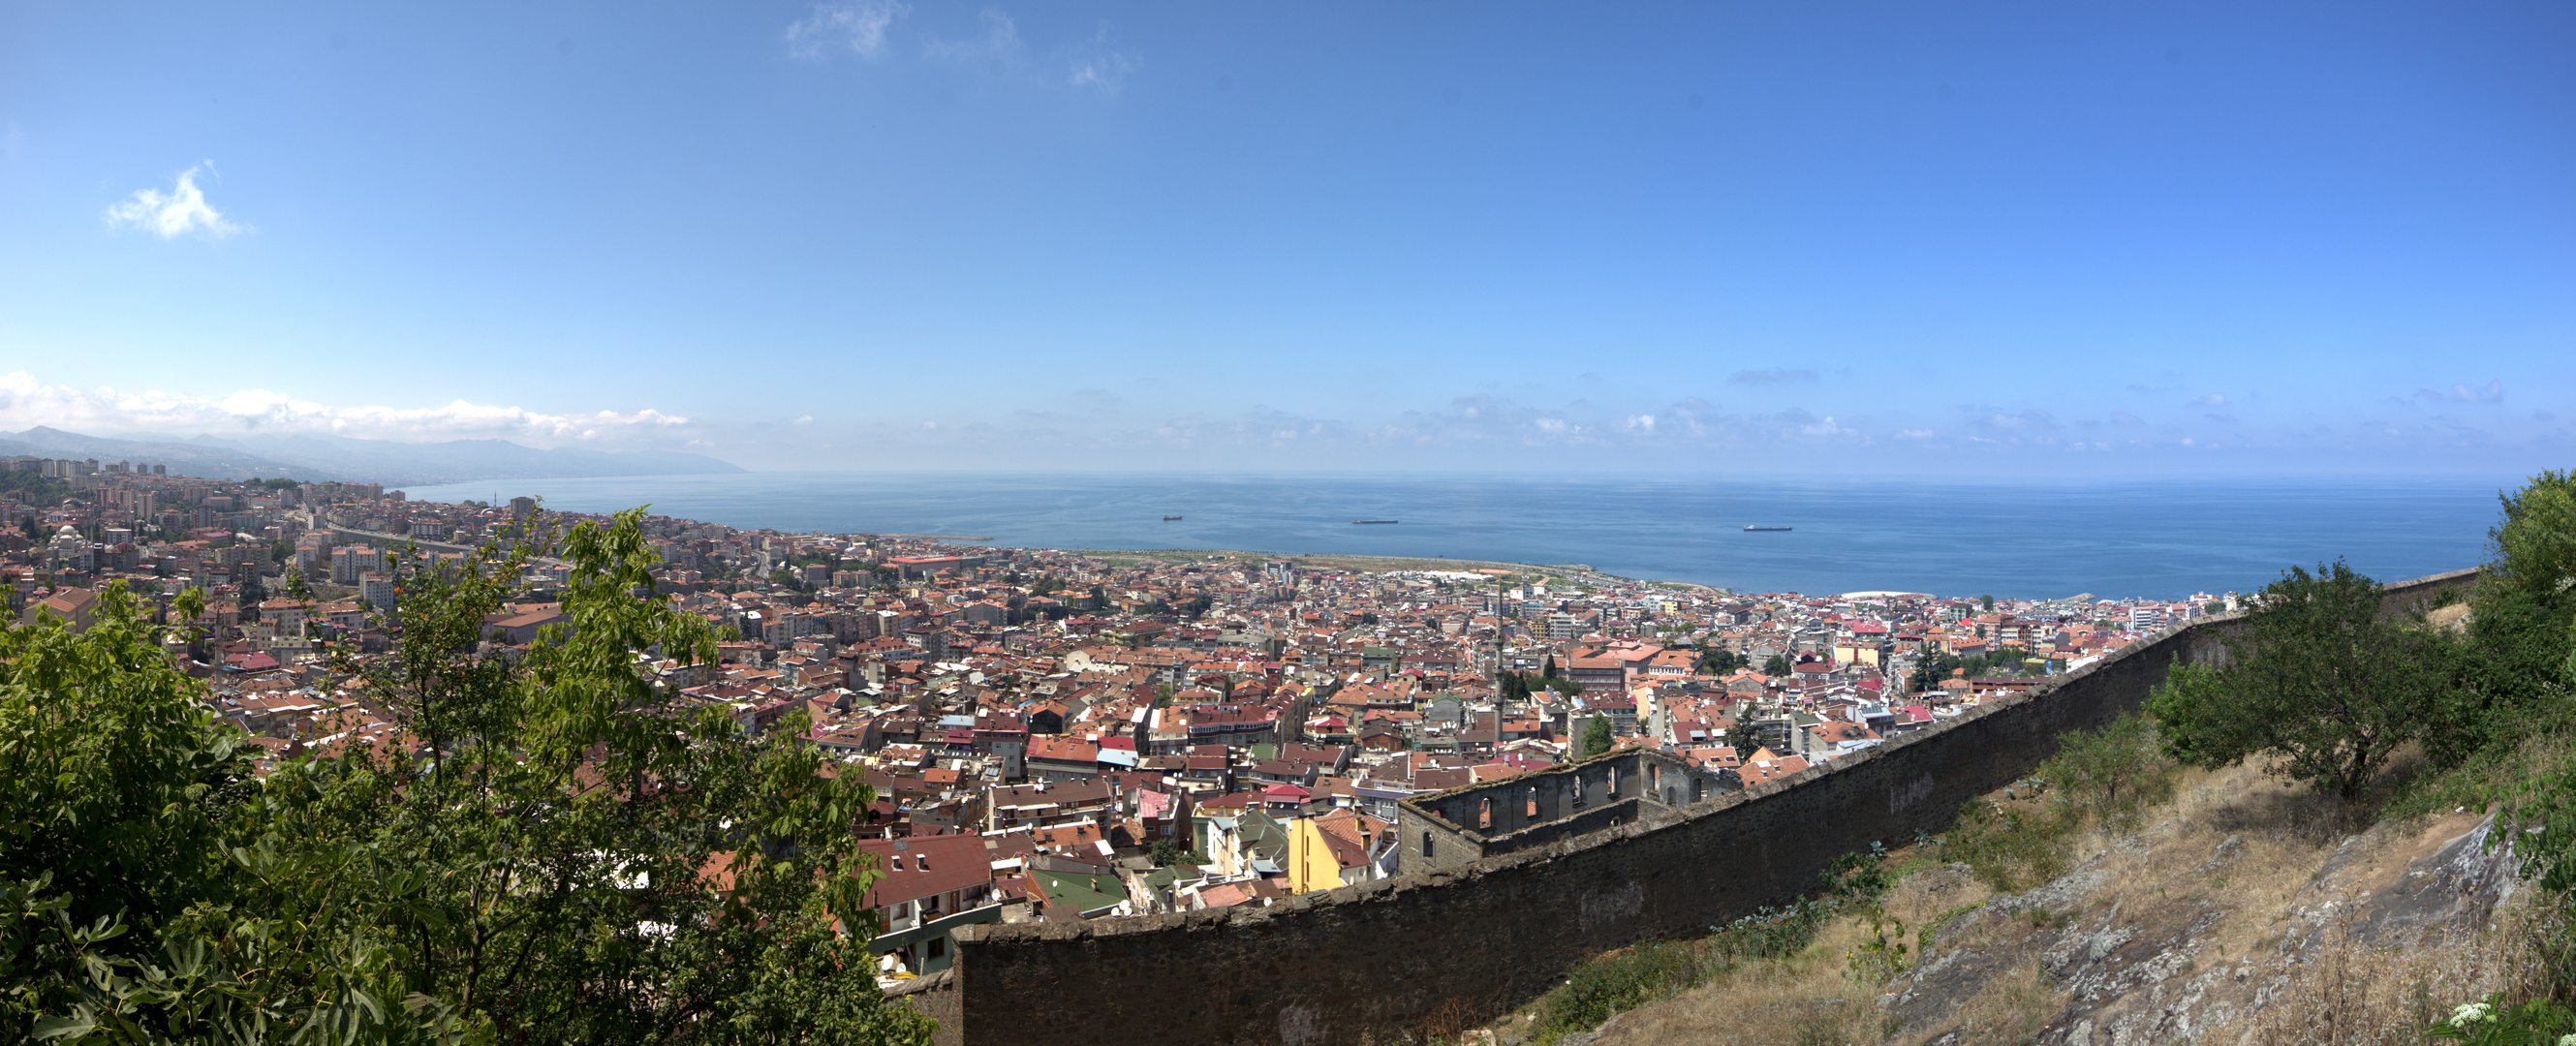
[1936,962,2065,1046]
[2219,898,2557,1046]
[1558,756,2522,1046]
[1488,740,2554,1046]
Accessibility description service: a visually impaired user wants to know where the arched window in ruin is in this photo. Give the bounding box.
[1422,832,1435,861]
[1478,797,1492,829]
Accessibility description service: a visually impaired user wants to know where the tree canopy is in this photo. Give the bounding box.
[1578,717,1614,759]
[0,509,933,1045]
[2146,559,2452,801]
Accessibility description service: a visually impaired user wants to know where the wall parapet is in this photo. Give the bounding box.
[947,569,2472,1046]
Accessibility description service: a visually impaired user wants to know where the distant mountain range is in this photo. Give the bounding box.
[0,426,744,487]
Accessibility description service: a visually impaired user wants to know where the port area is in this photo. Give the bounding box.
[1051,548,1729,595]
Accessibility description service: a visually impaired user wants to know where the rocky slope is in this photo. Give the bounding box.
[1572,762,2538,1046]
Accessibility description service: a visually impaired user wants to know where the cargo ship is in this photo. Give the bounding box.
[1351,519,1398,525]
[1743,525,1792,532]
[1163,515,1184,521]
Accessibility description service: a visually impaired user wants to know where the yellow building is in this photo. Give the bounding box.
[1285,817,1343,895]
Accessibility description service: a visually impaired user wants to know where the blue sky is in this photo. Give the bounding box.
[1,1,2568,475]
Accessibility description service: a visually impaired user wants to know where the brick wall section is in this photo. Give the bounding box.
[947,570,2473,1046]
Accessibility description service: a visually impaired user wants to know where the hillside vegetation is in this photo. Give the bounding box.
[0,511,931,1045]
[1476,469,2576,1046]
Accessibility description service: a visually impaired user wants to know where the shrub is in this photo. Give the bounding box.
[2042,711,2179,835]
[1941,794,2074,893]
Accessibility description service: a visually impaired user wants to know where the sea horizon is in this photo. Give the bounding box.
[392,471,2517,601]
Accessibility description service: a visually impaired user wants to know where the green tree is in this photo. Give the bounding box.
[0,472,74,503]
[0,512,934,1044]
[2435,470,2576,768]
[0,584,438,1043]
[335,509,927,1042]
[1726,723,1767,756]
[1578,716,1613,758]
[2040,711,2177,834]
[1762,654,1792,677]
[1908,651,1964,692]
[2147,559,2451,801]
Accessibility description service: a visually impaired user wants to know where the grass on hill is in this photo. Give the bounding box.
[1464,728,2569,1046]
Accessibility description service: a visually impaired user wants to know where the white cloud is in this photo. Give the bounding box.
[925,9,1019,65]
[1070,50,1137,92]
[1068,24,1138,92]
[104,164,244,239]
[2409,380,2505,404]
[787,1,908,60]
[0,371,686,446]
[2193,392,2227,407]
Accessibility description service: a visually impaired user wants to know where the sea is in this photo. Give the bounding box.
[392,473,2520,601]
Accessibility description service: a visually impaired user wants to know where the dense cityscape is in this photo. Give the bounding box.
[5,453,2243,986]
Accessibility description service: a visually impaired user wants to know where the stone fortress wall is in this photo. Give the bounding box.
[943,569,2478,1046]
[1401,748,1709,873]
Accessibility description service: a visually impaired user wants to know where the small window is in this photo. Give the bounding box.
[927,937,947,959]
[1423,832,1435,861]
[1478,797,1492,829]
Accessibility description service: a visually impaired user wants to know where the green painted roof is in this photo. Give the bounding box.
[1030,869,1129,915]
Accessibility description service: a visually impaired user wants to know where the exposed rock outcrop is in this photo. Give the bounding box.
[1886,813,2519,1045]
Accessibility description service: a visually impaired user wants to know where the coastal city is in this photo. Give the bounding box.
[5,454,2236,983]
